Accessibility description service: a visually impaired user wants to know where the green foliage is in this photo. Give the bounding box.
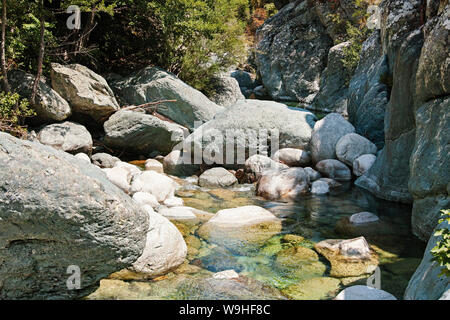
[0,92,35,138]
[431,210,450,277]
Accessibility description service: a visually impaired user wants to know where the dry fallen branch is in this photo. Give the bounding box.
[121,99,177,112]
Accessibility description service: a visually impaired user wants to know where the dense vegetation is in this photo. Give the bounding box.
[431,210,450,277]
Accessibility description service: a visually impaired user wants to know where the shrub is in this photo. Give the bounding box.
[0,91,35,138]
[431,209,450,277]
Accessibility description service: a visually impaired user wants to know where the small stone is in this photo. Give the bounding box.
[145,159,164,173]
[311,180,330,195]
[213,270,240,280]
[350,212,379,225]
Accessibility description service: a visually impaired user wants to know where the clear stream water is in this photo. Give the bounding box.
[87,176,426,300]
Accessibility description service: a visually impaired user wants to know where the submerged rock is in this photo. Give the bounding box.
[282,277,341,300]
[314,237,379,277]
[316,159,352,181]
[197,206,282,255]
[37,121,93,155]
[0,132,148,299]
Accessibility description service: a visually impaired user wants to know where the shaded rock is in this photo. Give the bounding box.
[37,121,93,155]
[335,133,377,167]
[353,154,377,177]
[163,150,201,177]
[110,66,223,130]
[0,132,148,299]
[255,0,333,103]
[50,63,119,122]
[184,100,317,165]
[104,110,187,156]
[304,167,321,182]
[316,178,342,189]
[195,246,245,273]
[349,212,379,225]
[311,113,355,163]
[257,168,310,200]
[91,153,120,168]
[272,148,311,167]
[335,285,397,300]
[314,237,379,277]
[197,206,282,255]
[311,41,351,115]
[130,210,187,277]
[347,31,389,148]
[316,159,352,181]
[210,75,245,107]
[311,180,329,195]
[282,277,341,300]
[405,219,450,300]
[230,70,256,89]
[130,171,179,202]
[199,167,238,188]
[8,69,71,122]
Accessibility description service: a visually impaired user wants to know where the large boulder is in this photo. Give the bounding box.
[110,66,224,130]
[347,31,389,149]
[198,167,238,188]
[0,132,149,299]
[163,150,201,177]
[257,167,310,200]
[210,75,245,107]
[311,41,351,115]
[335,133,377,167]
[50,63,119,122]
[184,100,317,165]
[310,113,355,163]
[130,209,187,277]
[197,206,282,255]
[104,110,187,157]
[37,121,93,155]
[405,219,450,300]
[245,154,289,180]
[255,0,333,102]
[8,69,71,122]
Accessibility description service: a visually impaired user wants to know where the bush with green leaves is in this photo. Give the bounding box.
[431,209,450,277]
[0,91,35,138]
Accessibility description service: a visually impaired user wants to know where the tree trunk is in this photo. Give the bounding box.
[30,0,45,105]
[1,0,9,93]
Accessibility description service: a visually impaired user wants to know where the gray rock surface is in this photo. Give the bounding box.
[163,150,201,177]
[257,167,310,200]
[316,159,352,181]
[8,69,71,122]
[335,133,377,167]
[110,66,223,130]
[210,75,245,107]
[184,100,316,165]
[104,110,187,156]
[335,285,397,300]
[353,154,377,177]
[50,63,119,122]
[91,153,120,168]
[272,148,311,167]
[0,132,148,299]
[311,113,355,163]
[198,167,238,188]
[37,121,93,155]
[255,0,333,102]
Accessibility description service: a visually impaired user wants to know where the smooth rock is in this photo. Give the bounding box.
[353,154,377,177]
[349,212,379,225]
[336,133,377,167]
[114,161,142,177]
[37,121,93,155]
[130,210,187,277]
[198,167,238,188]
[304,167,322,182]
[282,277,341,300]
[311,113,355,163]
[213,270,240,280]
[210,75,245,107]
[272,148,311,167]
[316,159,352,181]
[245,155,289,179]
[257,168,310,200]
[163,150,201,177]
[132,192,159,209]
[102,167,132,194]
[145,159,164,173]
[335,285,397,300]
[158,206,198,221]
[163,197,184,208]
[130,171,179,202]
[311,180,330,195]
[74,152,91,163]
